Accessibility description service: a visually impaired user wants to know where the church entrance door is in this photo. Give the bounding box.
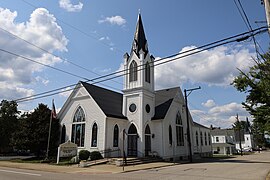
[127,124,138,156]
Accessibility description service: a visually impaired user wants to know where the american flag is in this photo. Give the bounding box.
[51,99,57,119]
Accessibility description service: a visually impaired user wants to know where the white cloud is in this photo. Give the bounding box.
[59,0,83,12]
[202,99,216,108]
[0,8,68,100]
[209,102,248,117]
[35,76,49,86]
[191,102,250,128]
[59,87,72,97]
[155,45,255,89]
[98,16,126,26]
[0,82,34,100]
[99,36,110,41]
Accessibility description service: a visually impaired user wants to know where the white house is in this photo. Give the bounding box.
[235,129,254,152]
[58,13,212,160]
[211,128,236,155]
[211,125,254,155]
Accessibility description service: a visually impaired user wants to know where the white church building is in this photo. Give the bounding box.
[58,14,212,160]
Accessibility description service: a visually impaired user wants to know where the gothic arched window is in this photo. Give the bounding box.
[176,112,184,146]
[169,125,172,146]
[196,131,199,146]
[129,60,137,82]
[91,123,98,147]
[205,132,207,145]
[71,106,85,147]
[61,125,66,144]
[208,133,211,145]
[113,124,119,147]
[145,62,150,83]
[200,131,203,146]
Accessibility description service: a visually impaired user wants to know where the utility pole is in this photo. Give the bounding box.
[122,129,126,171]
[263,0,270,34]
[184,86,201,163]
[236,114,243,156]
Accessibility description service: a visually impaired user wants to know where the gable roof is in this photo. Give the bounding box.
[80,82,180,121]
[152,87,179,120]
[81,82,127,119]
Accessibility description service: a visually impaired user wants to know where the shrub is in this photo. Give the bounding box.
[90,151,103,160]
[79,150,90,160]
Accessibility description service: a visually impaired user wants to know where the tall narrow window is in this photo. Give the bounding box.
[129,60,137,82]
[113,125,119,147]
[176,112,184,146]
[205,132,207,145]
[169,125,172,145]
[208,133,211,145]
[91,123,98,147]
[145,62,150,83]
[61,125,66,144]
[200,131,203,146]
[196,131,199,146]
[71,106,85,147]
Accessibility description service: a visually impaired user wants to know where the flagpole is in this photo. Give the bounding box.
[45,99,54,160]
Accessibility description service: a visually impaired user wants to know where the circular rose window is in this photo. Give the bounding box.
[129,103,137,113]
[146,104,150,113]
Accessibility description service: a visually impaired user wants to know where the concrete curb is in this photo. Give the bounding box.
[119,163,178,173]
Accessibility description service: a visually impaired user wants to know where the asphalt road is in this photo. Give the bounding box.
[0,151,270,180]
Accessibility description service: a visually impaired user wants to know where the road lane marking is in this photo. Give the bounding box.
[0,169,42,176]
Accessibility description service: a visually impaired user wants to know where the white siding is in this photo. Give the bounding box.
[59,86,107,153]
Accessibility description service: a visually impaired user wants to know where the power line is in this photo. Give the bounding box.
[233,0,265,58]
[0,48,121,93]
[0,27,123,86]
[15,26,267,102]
[14,26,268,103]
[0,48,90,81]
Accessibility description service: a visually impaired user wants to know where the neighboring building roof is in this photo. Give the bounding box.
[81,81,127,119]
[193,122,210,129]
[81,82,179,120]
[211,129,235,136]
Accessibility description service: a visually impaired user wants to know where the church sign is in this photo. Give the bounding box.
[57,141,77,164]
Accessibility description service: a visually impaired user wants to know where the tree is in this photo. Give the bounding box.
[12,103,60,157]
[0,100,19,153]
[233,51,270,145]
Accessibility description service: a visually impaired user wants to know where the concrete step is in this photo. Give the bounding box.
[124,157,163,166]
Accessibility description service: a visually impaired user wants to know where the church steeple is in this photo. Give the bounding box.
[122,12,155,125]
[132,13,148,56]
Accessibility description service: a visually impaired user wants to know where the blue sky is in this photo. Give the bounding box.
[0,0,268,128]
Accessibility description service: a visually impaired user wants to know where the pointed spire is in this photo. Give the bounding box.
[132,12,148,56]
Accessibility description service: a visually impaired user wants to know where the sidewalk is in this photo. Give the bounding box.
[0,160,175,174]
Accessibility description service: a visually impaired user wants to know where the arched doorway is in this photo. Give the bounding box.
[128,124,138,156]
[145,125,151,156]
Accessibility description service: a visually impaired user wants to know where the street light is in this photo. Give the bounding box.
[184,86,201,163]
